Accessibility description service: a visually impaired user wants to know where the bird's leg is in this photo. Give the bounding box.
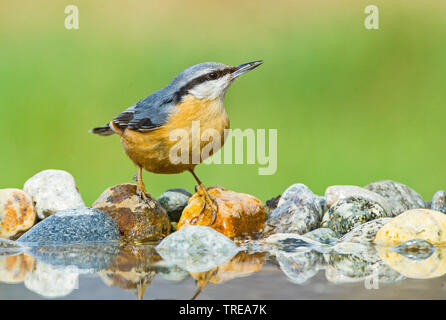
[136,167,148,200]
[188,169,218,225]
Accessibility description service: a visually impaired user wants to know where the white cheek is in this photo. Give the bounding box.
[189,76,231,100]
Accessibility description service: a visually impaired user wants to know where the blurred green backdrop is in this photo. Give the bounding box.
[1,0,445,205]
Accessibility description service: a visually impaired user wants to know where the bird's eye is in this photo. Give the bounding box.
[207,72,218,80]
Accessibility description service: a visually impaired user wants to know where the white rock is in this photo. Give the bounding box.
[24,170,85,219]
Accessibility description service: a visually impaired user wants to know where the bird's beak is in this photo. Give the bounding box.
[231,60,263,78]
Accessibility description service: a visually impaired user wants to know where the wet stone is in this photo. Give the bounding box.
[365,180,425,216]
[266,184,322,235]
[23,169,85,219]
[157,188,192,223]
[273,249,324,284]
[321,196,388,237]
[93,184,171,242]
[303,228,338,245]
[339,218,392,244]
[432,191,446,214]
[18,208,121,244]
[392,239,435,260]
[0,189,36,239]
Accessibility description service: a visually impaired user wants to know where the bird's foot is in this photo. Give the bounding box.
[196,185,218,225]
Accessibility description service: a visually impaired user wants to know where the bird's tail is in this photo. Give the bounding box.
[89,124,115,136]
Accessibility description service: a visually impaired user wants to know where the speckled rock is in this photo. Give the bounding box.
[23,169,85,219]
[365,180,425,215]
[0,189,36,239]
[325,185,392,215]
[265,195,281,218]
[321,196,389,236]
[156,226,241,273]
[18,208,120,244]
[339,218,393,244]
[374,209,446,246]
[24,261,79,298]
[93,184,171,242]
[432,191,446,214]
[304,228,338,245]
[266,184,322,235]
[157,188,191,223]
[0,253,35,283]
[178,187,265,239]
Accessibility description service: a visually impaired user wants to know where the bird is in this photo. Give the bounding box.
[90,60,263,222]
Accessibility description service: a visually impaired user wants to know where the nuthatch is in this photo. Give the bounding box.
[90,60,263,220]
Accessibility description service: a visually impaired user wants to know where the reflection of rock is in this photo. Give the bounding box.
[156,226,240,273]
[178,187,265,238]
[432,191,446,214]
[392,239,434,260]
[321,197,388,236]
[274,249,324,284]
[23,170,85,219]
[0,238,26,256]
[377,246,446,279]
[18,208,121,244]
[0,189,36,239]
[365,180,425,216]
[264,233,331,253]
[0,253,35,283]
[374,209,446,246]
[24,261,79,298]
[158,188,191,223]
[304,228,338,245]
[339,218,392,244]
[158,265,189,282]
[266,184,322,235]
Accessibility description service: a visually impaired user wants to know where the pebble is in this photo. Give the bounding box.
[0,189,36,239]
[18,208,121,244]
[93,184,171,242]
[303,228,338,245]
[339,218,392,244]
[432,191,446,214]
[157,188,192,223]
[23,170,85,219]
[265,195,281,218]
[321,196,388,236]
[364,180,425,215]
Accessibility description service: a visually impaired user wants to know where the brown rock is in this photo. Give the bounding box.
[92,184,171,242]
[0,253,35,283]
[0,189,36,239]
[177,187,265,239]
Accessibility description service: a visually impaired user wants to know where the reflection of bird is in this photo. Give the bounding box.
[90,60,263,220]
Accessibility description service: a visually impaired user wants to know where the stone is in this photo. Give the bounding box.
[93,184,171,242]
[324,185,392,215]
[432,191,446,214]
[178,187,265,239]
[374,209,446,246]
[365,180,425,215]
[266,184,322,235]
[339,218,393,244]
[18,208,120,244]
[304,228,338,245]
[0,189,36,239]
[265,195,281,218]
[0,253,35,284]
[0,238,26,256]
[264,233,331,253]
[24,261,79,298]
[156,226,241,273]
[392,239,435,260]
[23,169,85,219]
[321,196,388,236]
[274,249,324,284]
[157,188,192,223]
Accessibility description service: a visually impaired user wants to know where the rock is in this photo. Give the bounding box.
[374,209,446,246]
[23,169,85,219]
[264,233,331,253]
[0,189,36,239]
[0,253,35,283]
[0,238,26,256]
[156,226,241,273]
[321,196,388,236]
[316,196,328,214]
[274,249,324,284]
[432,191,446,214]
[392,239,435,260]
[304,228,338,245]
[324,185,392,215]
[266,184,322,235]
[339,218,393,244]
[364,180,425,215]
[265,195,281,218]
[178,187,265,239]
[18,208,120,244]
[93,184,171,242]
[24,261,79,298]
[157,188,191,223]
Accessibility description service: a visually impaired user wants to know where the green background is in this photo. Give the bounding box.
[1,0,445,205]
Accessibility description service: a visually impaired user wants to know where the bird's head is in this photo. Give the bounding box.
[169,60,263,102]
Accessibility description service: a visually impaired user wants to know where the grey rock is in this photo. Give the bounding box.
[156,226,241,273]
[264,233,330,252]
[157,188,191,222]
[432,191,446,214]
[266,184,322,234]
[304,228,338,245]
[321,196,389,236]
[365,180,425,216]
[339,218,392,244]
[274,250,324,284]
[23,170,85,219]
[18,208,121,244]
[265,195,281,218]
